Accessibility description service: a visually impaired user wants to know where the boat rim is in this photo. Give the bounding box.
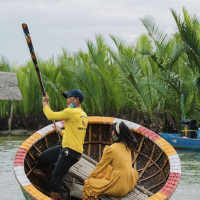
[14,116,181,200]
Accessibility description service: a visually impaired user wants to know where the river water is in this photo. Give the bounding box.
[0,136,199,200]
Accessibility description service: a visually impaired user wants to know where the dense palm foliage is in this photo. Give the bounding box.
[1,8,200,131]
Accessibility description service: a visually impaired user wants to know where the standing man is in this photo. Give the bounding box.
[35,89,88,200]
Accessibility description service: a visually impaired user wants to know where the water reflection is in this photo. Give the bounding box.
[0,136,27,200]
[170,150,200,200]
[0,136,199,200]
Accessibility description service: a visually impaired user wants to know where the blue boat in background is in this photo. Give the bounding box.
[160,119,200,151]
[159,132,200,151]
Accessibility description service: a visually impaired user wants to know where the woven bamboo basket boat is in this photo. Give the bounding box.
[14,116,181,200]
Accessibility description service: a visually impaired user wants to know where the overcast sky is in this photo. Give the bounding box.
[0,0,199,66]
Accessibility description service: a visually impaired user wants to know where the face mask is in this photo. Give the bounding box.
[112,134,117,141]
[70,103,76,108]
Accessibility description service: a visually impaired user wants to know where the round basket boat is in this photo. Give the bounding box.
[14,116,181,200]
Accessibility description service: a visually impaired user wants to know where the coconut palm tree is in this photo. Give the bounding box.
[140,16,189,126]
[57,35,126,116]
[171,7,200,122]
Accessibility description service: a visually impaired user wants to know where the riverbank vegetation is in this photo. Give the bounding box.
[1,8,200,132]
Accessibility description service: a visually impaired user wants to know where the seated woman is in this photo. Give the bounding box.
[82,121,138,199]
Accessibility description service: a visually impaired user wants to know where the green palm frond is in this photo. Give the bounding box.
[0,57,12,72]
[171,8,200,69]
[141,16,169,56]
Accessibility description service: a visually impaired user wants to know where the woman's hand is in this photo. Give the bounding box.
[42,93,49,107]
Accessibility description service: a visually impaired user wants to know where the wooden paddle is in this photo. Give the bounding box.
[22,23,56,128]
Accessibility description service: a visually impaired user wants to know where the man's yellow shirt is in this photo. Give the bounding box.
[43,106,88,153]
